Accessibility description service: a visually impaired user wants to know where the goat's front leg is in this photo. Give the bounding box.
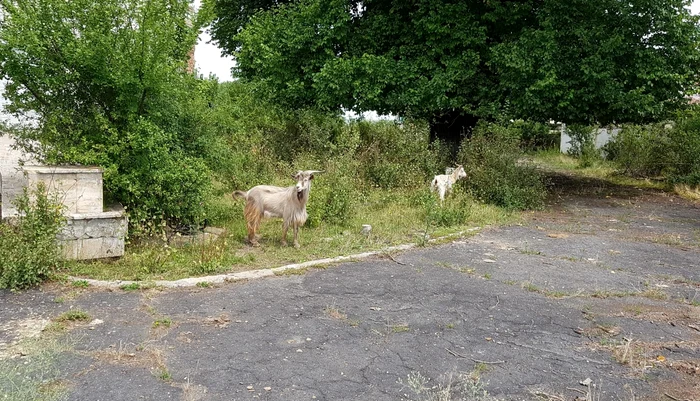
[292,224,300,248]
[281,221,289,247]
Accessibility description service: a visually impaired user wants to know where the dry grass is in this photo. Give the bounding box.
[0,325,72,401]
[324,304,347,320]
[90,341,170,380]
[674,184,700,202]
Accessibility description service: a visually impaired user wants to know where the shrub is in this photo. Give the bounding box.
[262,109,347,162]
[304,156,359,227]
[0,183,65,290]
[458,123,547,210]
[0,0,213,235]
[603,123,671,177]
[106,119,212,236]
[420,191,472,228]
[670,111,700,186]
[512,120,559,151]
[566,124,601,167]
[356,120,450,189]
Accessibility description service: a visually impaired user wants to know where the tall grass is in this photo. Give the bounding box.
[61,81,546,281]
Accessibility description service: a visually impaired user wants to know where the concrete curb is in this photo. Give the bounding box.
[70,227,481,289]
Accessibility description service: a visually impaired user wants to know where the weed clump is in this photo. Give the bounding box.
[458,123,547,210]
[0,183,65,290]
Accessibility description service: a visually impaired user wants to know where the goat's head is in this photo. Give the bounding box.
[292,170,322,200]
[454,164,467,180]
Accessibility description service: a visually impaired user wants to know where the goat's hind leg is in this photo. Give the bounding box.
[244,202,262,247]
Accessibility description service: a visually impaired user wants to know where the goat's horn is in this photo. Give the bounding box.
[306,170,324,174]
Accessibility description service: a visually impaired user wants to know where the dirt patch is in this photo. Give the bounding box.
[0,317,50,359]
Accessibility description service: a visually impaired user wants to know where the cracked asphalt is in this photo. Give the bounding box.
[1,173,699,401]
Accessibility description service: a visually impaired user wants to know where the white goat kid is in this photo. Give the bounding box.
[233,170,321,248]
[430,164,467,203]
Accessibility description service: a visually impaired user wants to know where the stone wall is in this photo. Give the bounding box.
[58,209,128,260]
[1,134,128,260]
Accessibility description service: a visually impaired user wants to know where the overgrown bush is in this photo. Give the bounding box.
[603,111,700,185]
[356,120,450,189]
[669,111,700,186]
[301,155,359,227]
[458,122,547,210]
[566,124,601,167]
[511,120,559,151]
[0,183,65,290]
[412,189,472,229]
[104,119,212,236]
[0,0,212,235]
[603,123,671,177]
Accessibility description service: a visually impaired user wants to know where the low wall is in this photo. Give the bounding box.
[23,165,104,214]
[0,133,32,218]
[559,125,621,154]
[58,209,128,260]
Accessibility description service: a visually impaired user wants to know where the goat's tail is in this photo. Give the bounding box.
[232,190,248,200]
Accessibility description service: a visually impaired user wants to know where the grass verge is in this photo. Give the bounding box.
[61,188,516,282]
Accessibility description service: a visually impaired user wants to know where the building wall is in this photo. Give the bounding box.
[0,133,30,218]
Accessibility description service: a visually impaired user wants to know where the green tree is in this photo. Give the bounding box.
[209,0,700,143]
[0,0,212,231]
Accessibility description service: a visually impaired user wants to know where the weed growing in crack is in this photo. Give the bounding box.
[324,304,347,320]
[120,282,141,291]
[54,310,90,323]
[72,280,89,288]
[398,370,497,401]
[391,324,410,333]
[152,318,172,329]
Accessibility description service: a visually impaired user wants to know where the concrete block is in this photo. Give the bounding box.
[23,166,104,215]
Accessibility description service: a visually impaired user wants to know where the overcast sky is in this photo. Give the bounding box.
[195,1,700,82]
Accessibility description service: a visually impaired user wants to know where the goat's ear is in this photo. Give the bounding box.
[309,174,315,180]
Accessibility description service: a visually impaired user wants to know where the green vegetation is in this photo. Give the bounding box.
[0,0,211,233]
[458,122,547,210]
[2,0,696,286]
[0,184,65,290]
[152,318,173,328]
[604,112,700,187]
[119,283,142,291]
[211,0,700,143]
[54,310,90,323]
[0,334,71,401]
[72,280,90,288]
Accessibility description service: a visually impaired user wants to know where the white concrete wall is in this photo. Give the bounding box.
[24,166,104,215]
[0,133,31,218]
[559,125,620,154]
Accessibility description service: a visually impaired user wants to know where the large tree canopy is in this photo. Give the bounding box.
[209,0,700,141]
[0,0,213,228]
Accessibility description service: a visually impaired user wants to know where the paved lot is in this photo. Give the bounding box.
[2,173,699,400]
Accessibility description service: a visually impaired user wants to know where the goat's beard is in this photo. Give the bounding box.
[297,190,304,201]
